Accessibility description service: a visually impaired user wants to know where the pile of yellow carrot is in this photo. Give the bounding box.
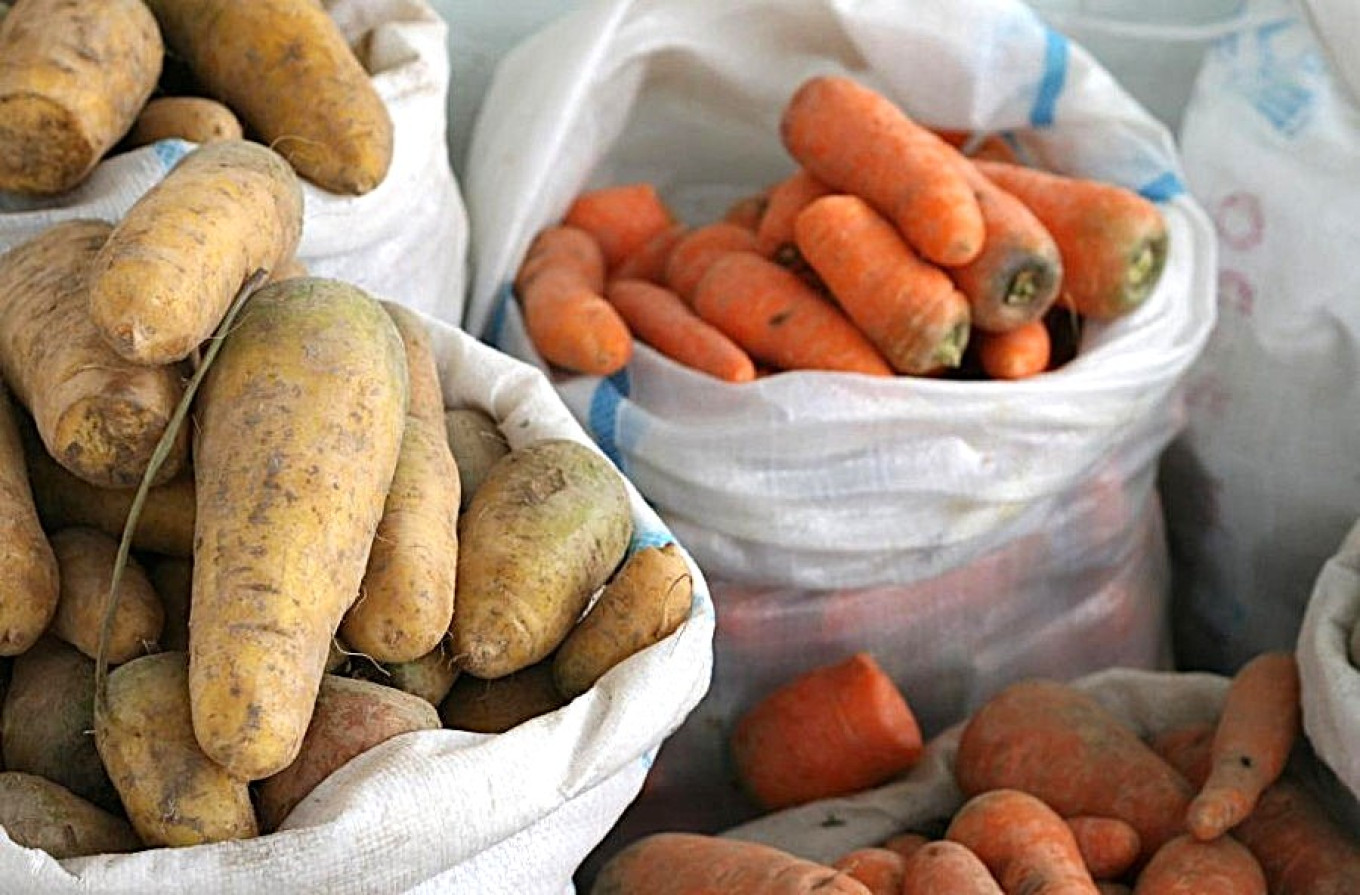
[514,74,1169,384]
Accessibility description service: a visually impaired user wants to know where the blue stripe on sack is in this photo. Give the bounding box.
[1138,171,1186,202]
[1030,27,1069,127]
[486,282,513,347]
[153,139,193,171]
[589,370,630,472]
[630,529,674,552]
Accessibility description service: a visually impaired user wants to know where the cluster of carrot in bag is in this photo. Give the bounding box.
[591,652,1360,893]
[515,74,1170,383]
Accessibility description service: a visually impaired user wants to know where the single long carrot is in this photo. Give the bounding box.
[755,168,833,264]
[793,194,971,374]
[605,279,756,383]
[664,222,759,304]
[590,832,873,895]
[977,320,1051,380]
[563,182,676,271]
[693,251,893,377]
[781,75,984,267]
[1065,817,1142,881]
[974,160,1168,319]
[1132,835,1266,895]
[900,841,1004,895]
[1188,651,1300,841]
[949,161,1063,332]
[729,651,922,810]
[515,226,633,376]
[612,222,689,286]
[946,788,1101,895]
[831,847,906,895]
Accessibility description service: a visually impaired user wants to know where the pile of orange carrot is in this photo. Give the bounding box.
[588,650,1360,894]
[514,74,1169,384]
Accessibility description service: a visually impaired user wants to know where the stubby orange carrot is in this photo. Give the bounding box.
[693,251,893,377]
[794,194,971,374]
[725,190,771,232]
[977,320,1051,380]
[946,788,1101,895]
[974,160,1169,319]
[949,161,1063,332]
[781,75,984,267]
[514,226,633,376]
[1132,835,1266,895]
[611,222,688,286]
[832,847,906,895]
[729,651,922,810]
[955,680,1194,862]
[590,832,873,895]
[1065,817,1142,881]
[1187,651,1300,841]
[882,832,931,862]
[900,841,1004,895]
[563,182,677,271]
[755,168,833,264]
[664,222,759,304]
[605,279,756,383]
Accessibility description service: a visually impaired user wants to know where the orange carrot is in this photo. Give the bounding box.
[1150,723,1360,895]
[514,226,633,376]
[881,832,931,862]
[563,182,676,271]
[725,190,771,232]
[755,168,833,264]
[611,222,688,286]
[949,161,1063,332]
[974,160,1168,319]
[1065,817,1141,881]
[1187,651,1300,841]
[900,841,1004,895]
[664,222,759,304]
[946,788,1101,894]
[793,194,971,374]
[934,129,1022,164]
[692,251,893,377]
[977,320,1051,380]
[831,847,906,895]
[954,680,1194,862]
[729,651,922,810]
[1132,835,1266,895]
[781,75,984,267]
[605,279,756,383]
[591,832,873,894]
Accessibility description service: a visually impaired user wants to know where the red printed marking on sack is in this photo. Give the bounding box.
[1218,270,1255,317]
[1213,192,1264,252]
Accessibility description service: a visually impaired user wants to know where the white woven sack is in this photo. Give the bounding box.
[0,0,468,326]
[462,0,1216,593]
[1161,0,1360,673]
[0,312,715,895]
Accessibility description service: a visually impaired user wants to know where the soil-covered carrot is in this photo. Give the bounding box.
[142,0,393,194]
[882,832,932,862]
[955,679,1194,861]
[605,279,757,382]
[124,95,243,148]
[89,139,304,365]
[664,222,760,304]
[694,251,894,377]
[564,182,677,271]
[946,788,1101,894]
[515,225,633,376]
[781,75,984,267]
[730,651,922,810]
[756,168,834,264]
[591,832,873,895]
[725,190,771,232]
[949,161,1063,332]
[0,220,188,489]
[794,194,972,374]
[977,320,1052,380]
[1150,723,1360,895]
[974,160,1168,319]
[0,0,162,194]
[611,222,688,285]
[832,847,906,895]
[439,661,564,734]
[1187,651,1300,841]
[1132,835,1266,895]
[0,386,59,657]
[443,407,509,511]
[900,840,1005,895]
[49,527,163,666]
[1066,816,1141,881]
